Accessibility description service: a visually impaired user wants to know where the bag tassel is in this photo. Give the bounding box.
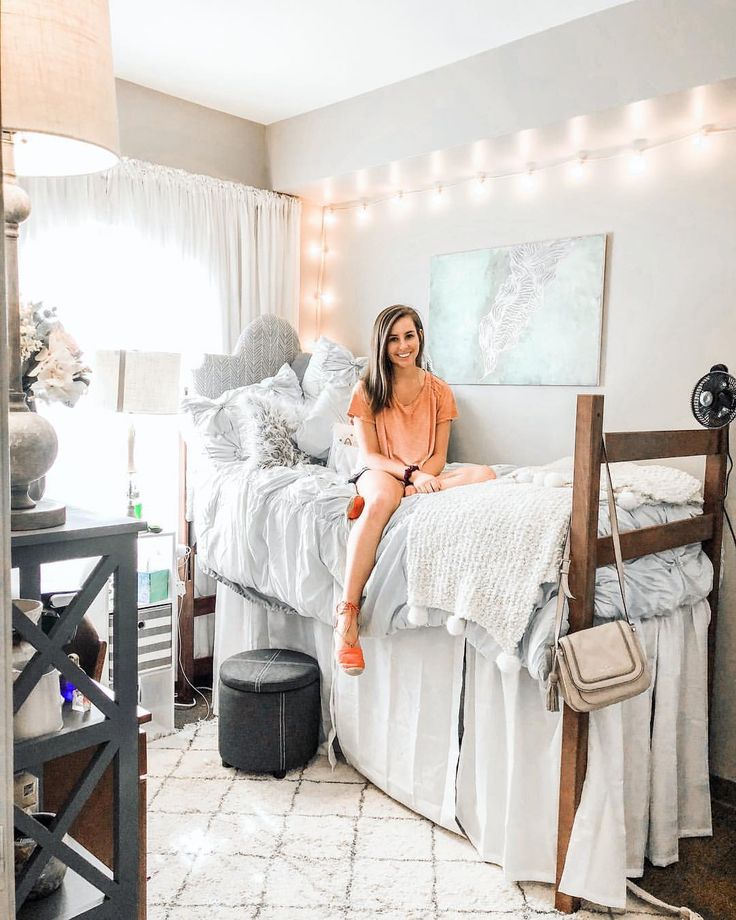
[546,650,560,712]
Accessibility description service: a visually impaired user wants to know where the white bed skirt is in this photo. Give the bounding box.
[212,584,711,909]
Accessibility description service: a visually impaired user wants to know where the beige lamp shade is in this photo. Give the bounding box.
[1,0,120,176]
[94,351,183,415]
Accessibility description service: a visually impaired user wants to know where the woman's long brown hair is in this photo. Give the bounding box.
[362,305,425,414]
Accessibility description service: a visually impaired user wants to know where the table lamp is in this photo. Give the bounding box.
[94,350,182,518]
[1,0,120,530]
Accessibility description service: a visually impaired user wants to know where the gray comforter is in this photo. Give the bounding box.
[195,461,713,680]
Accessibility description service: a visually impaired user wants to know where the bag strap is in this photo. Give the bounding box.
[552,526,573,649]
[547,527,572,710]
[551,436,633,643]
[601,439,633,627]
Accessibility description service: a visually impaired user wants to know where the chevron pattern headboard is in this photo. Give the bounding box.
[191,315,302,398]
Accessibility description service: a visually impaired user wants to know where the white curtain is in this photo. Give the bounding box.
[16,159,301,535]
[21,158,301,351]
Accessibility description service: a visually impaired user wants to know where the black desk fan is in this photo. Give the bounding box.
[691,363,736,545]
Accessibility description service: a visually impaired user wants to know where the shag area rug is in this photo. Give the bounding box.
[146,718,667,919]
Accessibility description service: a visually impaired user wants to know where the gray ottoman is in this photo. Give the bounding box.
[218,648,320,778]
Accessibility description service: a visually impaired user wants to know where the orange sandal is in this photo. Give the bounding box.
[334,601,365,676]
[346,495,365,521]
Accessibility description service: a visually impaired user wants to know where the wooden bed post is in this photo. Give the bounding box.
[702,426,728,711]
[555,394,604,913]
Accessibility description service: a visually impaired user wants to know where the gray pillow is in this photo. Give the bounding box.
[239,393,311,469]
[290,351,312,385]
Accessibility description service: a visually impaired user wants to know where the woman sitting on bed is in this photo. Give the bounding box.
[336,304,495,676]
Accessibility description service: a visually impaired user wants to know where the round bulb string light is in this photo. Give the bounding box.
[309,122,735,337]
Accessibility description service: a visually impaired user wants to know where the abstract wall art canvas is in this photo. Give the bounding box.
[428,234,607,385]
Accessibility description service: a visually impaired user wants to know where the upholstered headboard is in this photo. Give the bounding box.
[191,315,305,399]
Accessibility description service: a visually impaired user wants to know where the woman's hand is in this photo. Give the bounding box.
[412,471,442,493]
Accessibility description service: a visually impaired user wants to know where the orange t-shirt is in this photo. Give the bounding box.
[347,372,458,467]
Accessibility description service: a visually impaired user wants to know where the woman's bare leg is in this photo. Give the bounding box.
[438,464,496,490]
[338,470,403,652]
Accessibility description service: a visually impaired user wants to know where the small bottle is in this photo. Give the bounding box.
[127,474,143,519]
[62,654,91,713]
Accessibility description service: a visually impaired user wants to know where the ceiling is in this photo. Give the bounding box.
[109,0,633,125]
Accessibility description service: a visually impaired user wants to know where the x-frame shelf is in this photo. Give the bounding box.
[11,509,145,919]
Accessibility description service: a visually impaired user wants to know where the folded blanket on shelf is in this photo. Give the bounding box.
[406,480,572,652]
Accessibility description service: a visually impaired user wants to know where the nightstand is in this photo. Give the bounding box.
[11,508,146,919]
[135,530,177,736]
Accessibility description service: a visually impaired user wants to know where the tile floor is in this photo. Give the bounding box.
[146,718,671,919]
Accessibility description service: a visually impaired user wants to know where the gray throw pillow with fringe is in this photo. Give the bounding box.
[239,392,311,469]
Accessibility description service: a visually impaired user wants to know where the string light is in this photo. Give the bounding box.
[308,242,321,259]
[571,153,587,180]
[320,291,334,305]
[473,173,489,197]
[317,123,734,217]
[629,143,647,174]
[692,125,712,148]
[392,190,408,214]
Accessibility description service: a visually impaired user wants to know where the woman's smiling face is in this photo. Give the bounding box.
[386,314,421,368]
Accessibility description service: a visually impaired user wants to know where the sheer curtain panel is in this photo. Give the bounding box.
[20,158,301,352]
[16,159,301,532]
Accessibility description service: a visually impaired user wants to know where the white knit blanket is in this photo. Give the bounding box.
[405,459,703,652]
[406,480,572,652]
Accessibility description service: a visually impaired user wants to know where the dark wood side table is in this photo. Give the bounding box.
[12,509,146,919]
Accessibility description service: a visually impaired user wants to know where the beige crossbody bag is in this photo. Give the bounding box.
[546,443,651,713]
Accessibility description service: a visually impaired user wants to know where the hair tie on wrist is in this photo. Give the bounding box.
[403,464,420,487]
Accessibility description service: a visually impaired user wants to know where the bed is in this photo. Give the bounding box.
[179,315,726,913]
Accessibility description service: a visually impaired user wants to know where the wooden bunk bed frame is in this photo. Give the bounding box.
[178,394,728,913]
[555,394,726,912]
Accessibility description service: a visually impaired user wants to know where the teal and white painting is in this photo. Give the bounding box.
[428,234,606,385]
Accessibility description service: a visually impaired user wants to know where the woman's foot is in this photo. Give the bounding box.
[346,494,365,520]
[334,601,365,676]
[404,485,417,497]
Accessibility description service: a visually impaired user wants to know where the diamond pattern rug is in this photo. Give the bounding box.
[146,718,667,919]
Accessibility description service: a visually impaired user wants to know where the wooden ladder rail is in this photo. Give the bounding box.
[554,397,728,913]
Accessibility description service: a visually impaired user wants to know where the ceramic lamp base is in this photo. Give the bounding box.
[11,499,66,531]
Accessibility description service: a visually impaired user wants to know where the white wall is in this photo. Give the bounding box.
[268,0,736,194]
[116,79,269,188]
[303,127,736,779]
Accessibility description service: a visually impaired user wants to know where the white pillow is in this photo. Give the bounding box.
[294,384,353,461]
[180,390,246,463]
[228,362,303,409]
[180,363,303,463]
[301,337,367,401]
[328,423,362,478]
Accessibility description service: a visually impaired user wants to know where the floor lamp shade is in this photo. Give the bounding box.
[3,0,120,528]
[1,0,120,176]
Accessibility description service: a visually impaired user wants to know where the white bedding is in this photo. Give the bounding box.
[194,460,713,675]
[194,458,714,908]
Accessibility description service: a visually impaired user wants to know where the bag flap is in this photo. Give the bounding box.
[559,620,646,690]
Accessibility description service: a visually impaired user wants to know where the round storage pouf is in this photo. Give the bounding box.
[218,648,320,778]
